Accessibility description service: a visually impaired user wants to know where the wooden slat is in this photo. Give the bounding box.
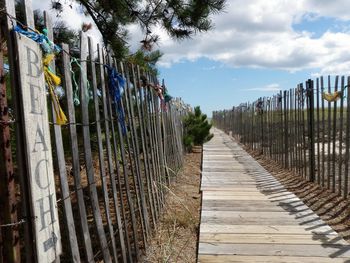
[199,243,350,258]
[198,255,349,263]
[4,1,34,261]
[23,0,35,28]
[79,32,111,263]
[200,224,336,235]
[62,43,94,263]
[15,32,62,263]
[44,13,81,262]
[88,37,118,262]
[199,233,348,245]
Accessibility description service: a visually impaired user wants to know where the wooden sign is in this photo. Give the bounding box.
[15,34,61,262]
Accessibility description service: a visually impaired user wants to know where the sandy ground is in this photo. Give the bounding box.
[142,152,202,263]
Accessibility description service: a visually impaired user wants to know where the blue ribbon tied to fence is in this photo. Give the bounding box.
[14,25,61,54]
[105,65,127,135]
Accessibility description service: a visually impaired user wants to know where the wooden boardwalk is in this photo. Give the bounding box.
[197,128,350,263]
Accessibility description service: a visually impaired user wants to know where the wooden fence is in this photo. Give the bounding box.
[213,76,350,199]
[0,0,189,262]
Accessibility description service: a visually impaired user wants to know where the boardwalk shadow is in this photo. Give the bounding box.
[215,132,350,259]
[251,169,350,258]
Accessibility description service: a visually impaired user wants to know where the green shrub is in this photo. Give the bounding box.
[183,106,213,150]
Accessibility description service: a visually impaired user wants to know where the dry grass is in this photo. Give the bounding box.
[142,152,202,263]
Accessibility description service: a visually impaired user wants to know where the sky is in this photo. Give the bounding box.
[33,0,350,116]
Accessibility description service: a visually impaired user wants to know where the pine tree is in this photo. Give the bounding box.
[183,106,213,150]
[127,49,163,75]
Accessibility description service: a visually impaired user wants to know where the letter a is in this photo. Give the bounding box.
[32,124,48,153]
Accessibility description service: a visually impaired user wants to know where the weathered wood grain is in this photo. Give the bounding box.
[198,255,350,263]
[79,32,111,263]
[15,33,62,263]
[199,243,350,258]
[45,14,80,263]
[88,37,118,262]
[62,43,94,263]
[199,233,348,245]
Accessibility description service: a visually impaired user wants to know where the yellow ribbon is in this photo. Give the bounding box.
[322,91,342,102]
[43,54,67,125]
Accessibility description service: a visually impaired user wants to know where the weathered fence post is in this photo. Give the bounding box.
[306,79,316,182]
[283,90,288,169]
[2,0,35,261]
[61,44,94,263]
[44,12,80,263]
[344,77,350,198]
[0,26,20,263]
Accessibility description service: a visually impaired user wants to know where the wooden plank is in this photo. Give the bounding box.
[338,76,345,194]
[203,168,250,172]
[202,194,269,201]
[201,181,256,185]
[147,81,164,206]
[201,171,257,176]
[143,81,161,214]
[201,179,256,183]
[200,216,322,226]
[152,78,166,197]
[344,78,350,197]
[198,243,350,258]
[45,13,80,263]
[198,255,349,263]
[199,224,336,235]
[199,233,348,245]
[201,209,321,218]
[62,44,94,262]
[4,1,34,261]
[201,187,260,192]
[201,200,309,212]
[0,18,20,263]
[88,37,118,262]
[201,178,255,182]
[23,0,35,28]
[79,32,111,263]
[15,33,62,262]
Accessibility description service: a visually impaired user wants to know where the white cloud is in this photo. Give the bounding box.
[247,83,281,92]
[138,0,350,75]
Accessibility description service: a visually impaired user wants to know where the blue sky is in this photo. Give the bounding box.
[34,0,350,116]
[160,59,314,116]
